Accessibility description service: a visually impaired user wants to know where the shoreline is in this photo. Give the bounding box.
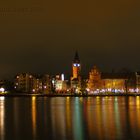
[0,93,140,97]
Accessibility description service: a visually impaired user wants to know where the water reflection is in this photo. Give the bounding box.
[1,96,140,140]
[73,97,84,140]
[65,97,72,139]
[31,96,37,140]
[13,98,19,139]
[50,98,66,139]
[0,97,5,140]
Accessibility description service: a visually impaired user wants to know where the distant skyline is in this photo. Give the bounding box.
[0,0,140,79]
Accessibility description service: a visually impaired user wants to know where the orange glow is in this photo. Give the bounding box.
[32,96,37,139]
[73,65,80,79]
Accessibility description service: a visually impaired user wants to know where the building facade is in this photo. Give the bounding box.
[87,66,138,93]
[15,73,52,94]
[15,73,34,93]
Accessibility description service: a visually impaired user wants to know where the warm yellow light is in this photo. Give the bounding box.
[32,96,36,101]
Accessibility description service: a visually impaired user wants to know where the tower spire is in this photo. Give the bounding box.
[73,51,80,63]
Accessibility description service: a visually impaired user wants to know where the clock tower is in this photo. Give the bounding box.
[71,51,81,93]
[72,51,81,79]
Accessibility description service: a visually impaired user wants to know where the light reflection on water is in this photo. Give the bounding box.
[0,97,5,140]
[0,96,140,140]
[31,96,37,140]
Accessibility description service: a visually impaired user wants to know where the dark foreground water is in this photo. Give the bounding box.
[0,96,140,140]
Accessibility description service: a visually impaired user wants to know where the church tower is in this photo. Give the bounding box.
[72,51,81,79]
[87,66,101,92]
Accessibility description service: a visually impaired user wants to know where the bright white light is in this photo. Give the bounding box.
[74,63,80,67]
[0,88,5,93]
[136,88,139,93]
[108,88,112,92]
[129,89,135,93]
[0,97,5,101]
[115,89,118,93]
[100,89,105,93]
[52,80,55,85]
[86,88,90,92]
[61,74,64,81]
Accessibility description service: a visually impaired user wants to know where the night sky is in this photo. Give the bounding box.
[0,0,140,79]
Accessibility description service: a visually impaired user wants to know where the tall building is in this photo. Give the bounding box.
[14,73,34,93]
[71,51,81,93]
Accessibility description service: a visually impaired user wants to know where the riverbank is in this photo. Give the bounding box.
[0,93,140,97]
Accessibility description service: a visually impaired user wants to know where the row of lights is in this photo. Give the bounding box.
[86,88,140,94]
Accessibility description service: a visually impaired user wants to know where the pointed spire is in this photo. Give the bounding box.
[73,51,80,63]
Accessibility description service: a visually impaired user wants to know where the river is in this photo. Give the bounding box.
[0,96,140,140]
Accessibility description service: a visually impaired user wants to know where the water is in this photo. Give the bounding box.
[0,96,140,140]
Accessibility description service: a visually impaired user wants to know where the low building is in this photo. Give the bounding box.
[87,66,138,94]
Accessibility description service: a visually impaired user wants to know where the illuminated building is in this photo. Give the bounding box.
[101,72,137,93]
[32,75,43,93]
[87,67,137,93]
[42,75,52,94]
[55,80,67,93]
[101,73,126,93]
[54,74,68,93]
[71,51,81,93]
[15,73,53,94]
[14,73,34,93]
[87,66,102,92]
[32,74,53,94]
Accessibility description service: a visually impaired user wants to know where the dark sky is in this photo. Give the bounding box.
[0,0,140,79]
